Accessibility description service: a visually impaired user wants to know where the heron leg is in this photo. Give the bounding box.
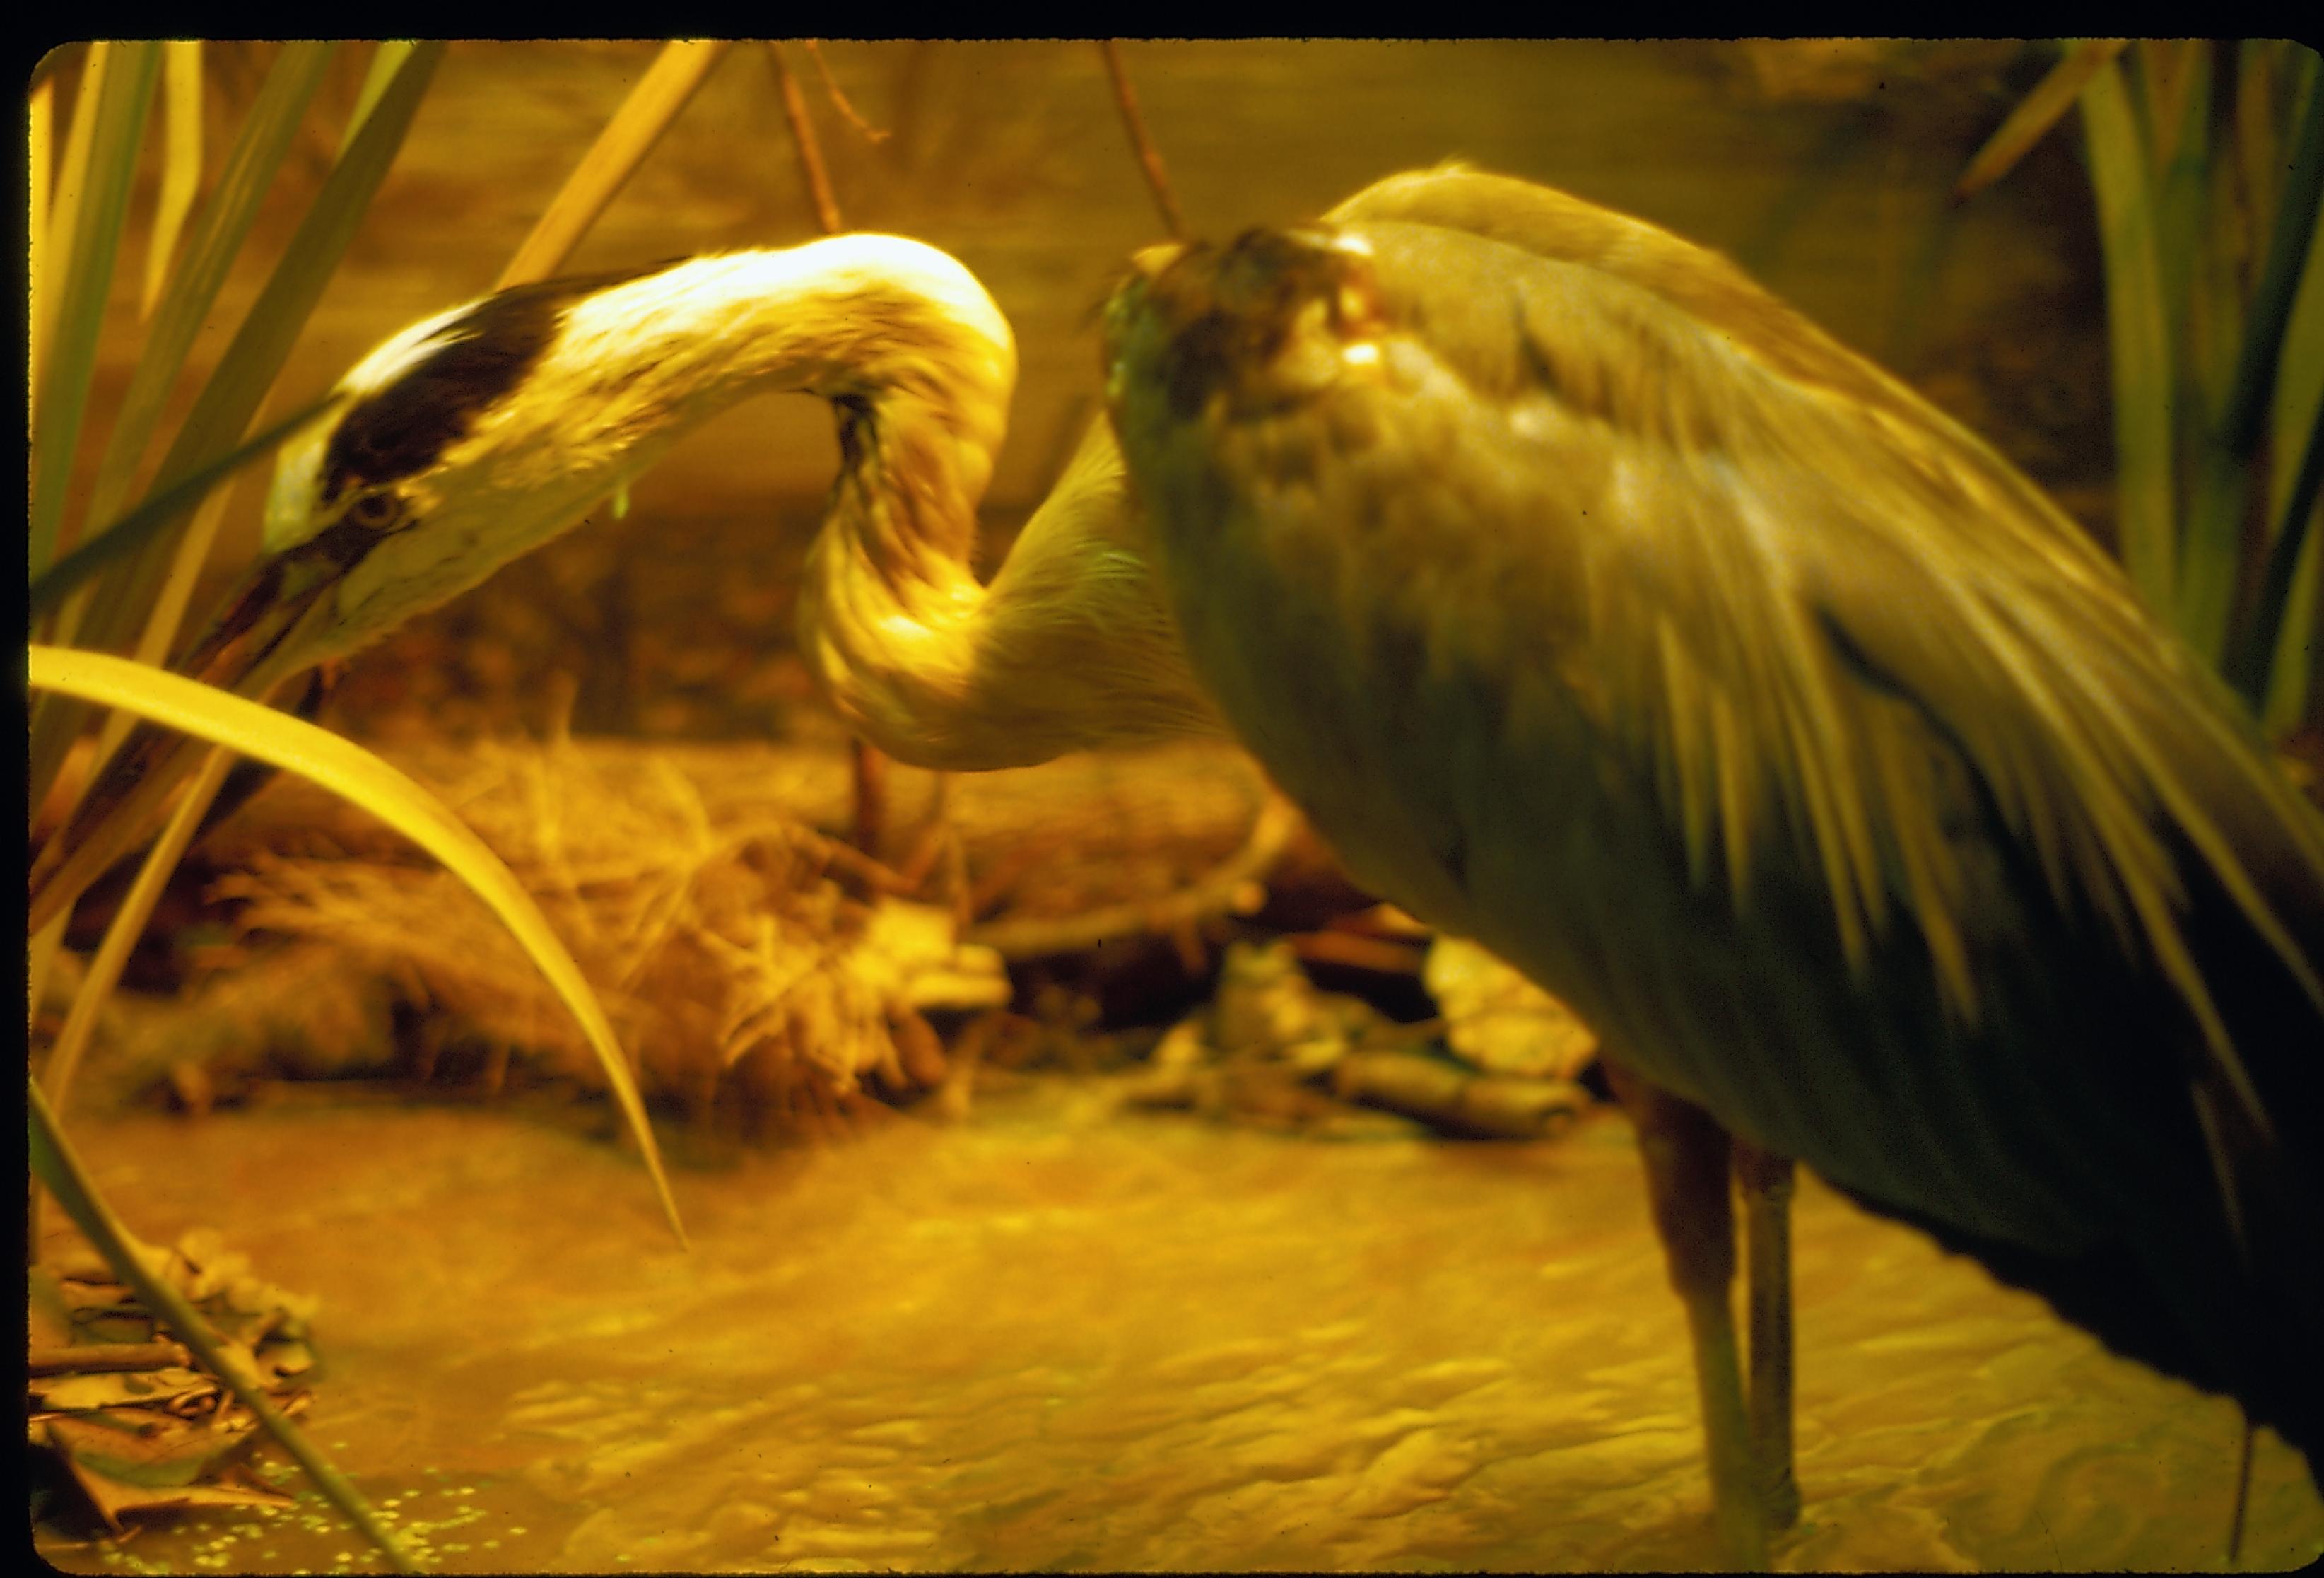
[1604,1060,1768,1570]
[1734,1138,1801,1531]
[848,737,891,856]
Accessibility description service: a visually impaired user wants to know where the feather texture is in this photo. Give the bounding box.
[1107,167,2323,1461]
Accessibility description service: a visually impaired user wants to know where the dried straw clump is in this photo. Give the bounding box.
[211,735,1007,1134]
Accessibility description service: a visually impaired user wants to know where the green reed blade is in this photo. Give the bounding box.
[28,43,161,578]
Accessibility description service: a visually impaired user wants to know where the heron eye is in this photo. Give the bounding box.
[345,491,404,531]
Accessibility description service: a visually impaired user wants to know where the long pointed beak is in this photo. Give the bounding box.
[28,540,355,933]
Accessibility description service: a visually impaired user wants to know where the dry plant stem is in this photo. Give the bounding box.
[768,42,843,236]
[803,42,887,144]
[29,71,53,394]
[761,39,907,857]
[28,913,69,1037]
[967,792,1296,960]
[799,824,916,899]
[140,42,203,318]
[47,460,255,855]
[28,1340,192,1374]
[1100,40,1185,241]
[40,747,235,1122]
[206,732,1004,1127]
[936,1008,1002,1121]
[495,40,728,289]
[135,428,253,672]
[35,42,107,394]
[1289,930,1428,977]
[1955,40,2130,199]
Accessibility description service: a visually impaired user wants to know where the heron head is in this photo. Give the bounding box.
[29,264,684,930]
[232,264,693,698]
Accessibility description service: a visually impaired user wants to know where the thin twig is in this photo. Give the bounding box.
[968,793,1296,960]
[37,745,235,1125]
[891,771,953,890]
[803,41,888,144]
[1288,930,1428,978]
[1099,40,1185,240]
[29,1341,192,1375]
[768,42,843,235]
[794,819,916,899]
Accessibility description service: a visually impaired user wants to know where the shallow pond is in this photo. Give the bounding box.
[34,1078,2324,1572]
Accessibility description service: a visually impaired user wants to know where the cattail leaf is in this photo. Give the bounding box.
[30,43,162,578]
[2081,59,2181,618]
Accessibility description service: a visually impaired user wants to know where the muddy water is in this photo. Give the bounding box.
[35,1080,2324,1572]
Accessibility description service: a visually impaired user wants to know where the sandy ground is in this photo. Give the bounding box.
[33,1077,2324,1572]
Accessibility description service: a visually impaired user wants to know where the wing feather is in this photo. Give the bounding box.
[1113,165,2323,1451]
[1333,170,2324,1077]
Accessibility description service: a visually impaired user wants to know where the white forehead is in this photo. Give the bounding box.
[342,298,492,395]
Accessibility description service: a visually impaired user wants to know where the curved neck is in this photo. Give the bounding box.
[419,236,1211,769]
[576,238,1016,594]
[792,358,1219,766]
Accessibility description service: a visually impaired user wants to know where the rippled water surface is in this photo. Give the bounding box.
[35,1080,2324,1572]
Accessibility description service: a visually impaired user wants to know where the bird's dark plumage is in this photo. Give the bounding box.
[317,263,671,508]
[1105,167,2323,1466]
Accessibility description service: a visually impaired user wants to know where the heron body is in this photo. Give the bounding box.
[44,164,2321,1560]
[1102,171,2323,1479]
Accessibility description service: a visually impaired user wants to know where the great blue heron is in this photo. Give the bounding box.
[31,166,2319,1564]
[1102,166,2323,1557]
